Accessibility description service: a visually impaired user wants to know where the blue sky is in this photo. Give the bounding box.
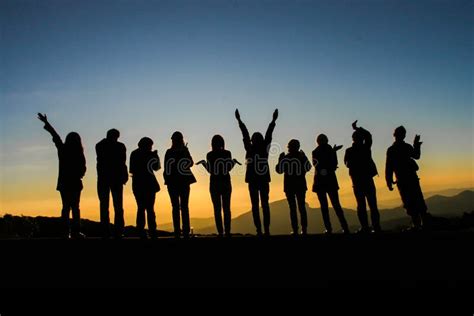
[1,0,472,220]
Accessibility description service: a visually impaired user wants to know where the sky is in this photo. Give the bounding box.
[1,0,473,226]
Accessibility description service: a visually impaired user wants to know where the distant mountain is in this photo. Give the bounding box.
[377,187,474,209]
[193,190,474,234]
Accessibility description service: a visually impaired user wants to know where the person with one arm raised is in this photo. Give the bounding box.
[344,120,381,233]
[311,133,349,234]
[37,113,86,239]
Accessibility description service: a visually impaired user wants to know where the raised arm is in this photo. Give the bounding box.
[37,113,62,147]
[412,135,422,159]
[264,109,278,143]
[235,109,251,150]
[352,120,372,148]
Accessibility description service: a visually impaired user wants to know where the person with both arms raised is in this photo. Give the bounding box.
[235,108,278,237]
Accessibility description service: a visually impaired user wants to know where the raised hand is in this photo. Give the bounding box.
[37,113,48,123]
[333,144,343,151]
[233,159,242,166]
[352,120,358,130]
[272,109,279,122]
[414,134,422,145]
[235,109,241,121]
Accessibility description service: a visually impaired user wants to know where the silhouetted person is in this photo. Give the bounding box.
[276,139,312,236]
[96,129,128,239]
[37,113,86,239]
[130,137,160,239]
[164,132,196,238]
[344,121,381,233]
[312,134,349,234]
[386,126,428,230]
[235,108,278,236]
[197,135,241,237]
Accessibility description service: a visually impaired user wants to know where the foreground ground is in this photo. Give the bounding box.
[1,232,473,288]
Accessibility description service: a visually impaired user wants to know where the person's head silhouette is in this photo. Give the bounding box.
[288,139,300,154]
[394,126,406,142]
[65,132,83,153]
[251,132,264,147]
[316,134,328,146]
[352,130,364,145]
[171,131,185,148]
[106,128,120,142]
[138,137,153,152]
[211,134,225,151]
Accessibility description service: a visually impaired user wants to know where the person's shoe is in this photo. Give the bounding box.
[224,232,232,238]
[323,229,333,235]
[264,231,271,237]
[290,231,299,237]
[256,230,263,237]
[139,231,148,240]
[356,227,371,234]
[342,228,351,235]
[71,232,86,240]
[403,225,422,233]
[372,226,382,234]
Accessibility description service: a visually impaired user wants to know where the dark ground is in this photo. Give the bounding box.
[1,232,473,288]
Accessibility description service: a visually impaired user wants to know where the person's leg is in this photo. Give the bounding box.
[97,179,111,238]
[316,191,332,233]
[328,190,349,233]
[211,189,224,235]
[168,187,181,237]
[286,192,298,234]
[222,188,232,236]
[366,179,381,231]
[249,183,262,235]
[180,186,191,237]
[260,183,270,235]
[70,190,82,237]
[60,191,71,237]
[353,184,370,232]
[296,191,308,235]
[111,183,125,238]
[146,192,157,238]
[134,192,146,238]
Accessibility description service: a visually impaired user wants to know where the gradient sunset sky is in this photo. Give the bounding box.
[1,0,472,225]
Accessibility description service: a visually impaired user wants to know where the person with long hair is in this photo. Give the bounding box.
[130,137,160,239]
[164,132,196,238]
[197,135,241,237]
[37,113,86,239]
[235,108,278,236]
